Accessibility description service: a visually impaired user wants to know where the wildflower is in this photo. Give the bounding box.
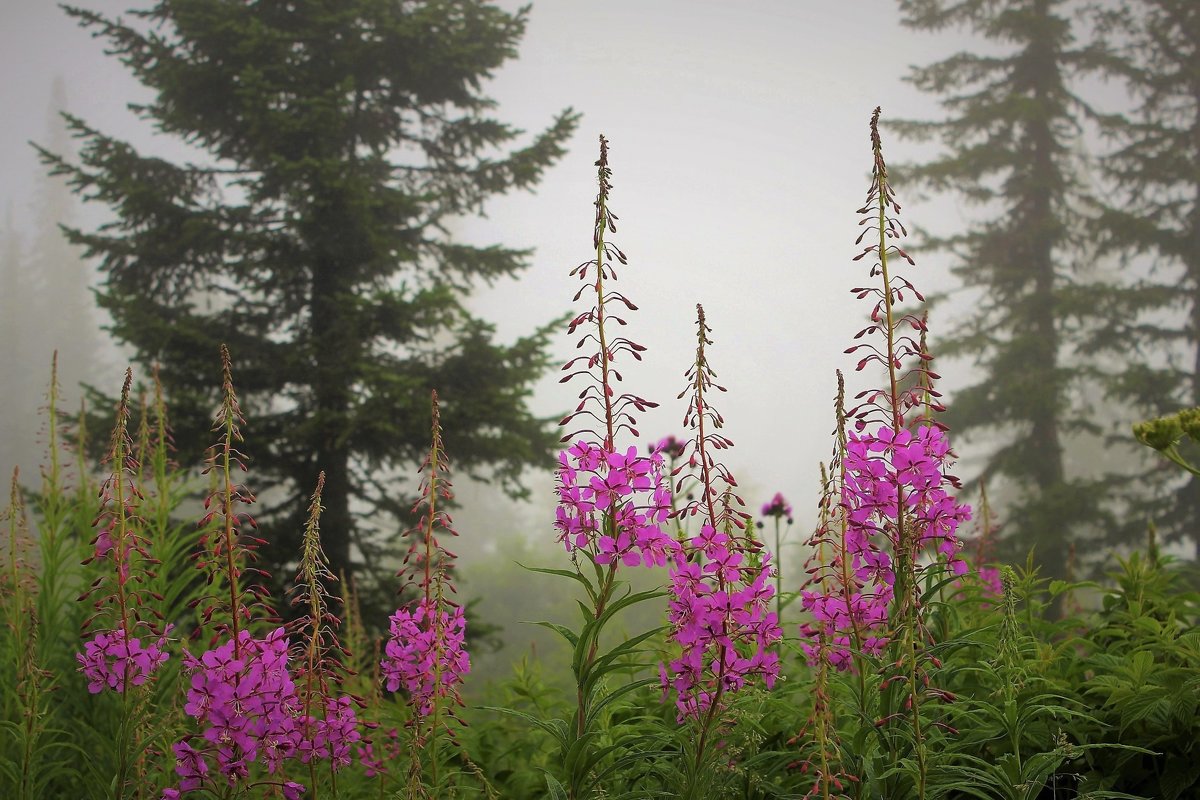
[381,599,469,716]
[382,388,469,766]
[555,135,671,572]
[287,472,362,772]
[76,626,171,694]
[650,435,687,459]
[166,627,306,793]
[77,368,168,692]
[661,305,781,723]
[554,440,676,567]
[761,492,793,520]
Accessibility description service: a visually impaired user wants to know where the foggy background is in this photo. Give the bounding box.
[0,1,1138,680]
[0,0,965,513]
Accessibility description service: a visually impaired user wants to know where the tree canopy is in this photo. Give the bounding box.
[43,0,579,592]
[893,0,1114,581]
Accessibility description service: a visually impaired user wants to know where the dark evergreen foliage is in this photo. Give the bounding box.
[892,0,1113,581]
[39,1,579,594]
[1087,0,1200,558]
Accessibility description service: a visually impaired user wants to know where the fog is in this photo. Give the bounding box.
[0,0,970,511]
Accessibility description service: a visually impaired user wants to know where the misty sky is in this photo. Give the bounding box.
[1,1,998,540]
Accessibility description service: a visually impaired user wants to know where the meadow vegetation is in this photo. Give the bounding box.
[2,114,1199,800]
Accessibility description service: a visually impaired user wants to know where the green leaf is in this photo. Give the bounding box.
[520,563,598,605]
[544,772,569,800]
[478,707,570,750]
[531,620,580,648]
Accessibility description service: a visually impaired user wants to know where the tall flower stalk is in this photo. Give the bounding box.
[661,304,781,793]
[802,108,971,799]
[4,468,52,800]
[76,368,168,799]
[383,390,469,799]
[289,472,361,799]
[541,134,676,800]
[759,492,794,628]
[193,344,273,646]
[168,347,305,799]
[796,372,865,798]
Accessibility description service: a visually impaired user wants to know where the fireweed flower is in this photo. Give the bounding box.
[77,627,170,694]
[761,492,793,521]
[661,305,781,726]
[173,628,305,786]
[554,137,678,572]
[651,435,687,460]
[382,598,469,715]
[554,441,675,566]
[798,111,972,678]
[78,368,169,693]
[165,349,325,798]
[793,111,969,800]
[540,137,687,800]
[287,472,361,780]
[382,388,469,796]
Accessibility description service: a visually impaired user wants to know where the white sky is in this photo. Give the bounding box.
[1,0,986,537]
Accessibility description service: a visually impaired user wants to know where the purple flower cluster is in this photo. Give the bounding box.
[166,628,359,797]
[650,435,687,460]
[554,441,678,567]
[800,423,970,669]
[76,627,170,694]
[356,727,400,778]
[661,523,781,721]
[978,566,1003,596]
[381,598,469,716]
[760,491,793,521]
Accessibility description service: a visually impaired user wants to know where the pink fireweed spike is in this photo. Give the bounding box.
[544,138,681,800]
[661,305,781,738]
[165,348,326,798]
[554,136,677,571]
[382,391,468,792]
[77,368,169,693]
[288,472,362,787]
[797,108,972,800]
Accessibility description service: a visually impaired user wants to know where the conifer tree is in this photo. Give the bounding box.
[1088,0,1200,558]
[892,0,1109,581]
[31,78,101,405]
[42,1,578,590]
[0,213,30,474]
[1,79,96,480]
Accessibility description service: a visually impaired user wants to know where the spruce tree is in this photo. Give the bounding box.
[41,1,578,590]
[0,212,30,475]
[892,0,1109,581]
[30,78,102,411]
[0,79,96,480]
[1088,0,1200,558]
